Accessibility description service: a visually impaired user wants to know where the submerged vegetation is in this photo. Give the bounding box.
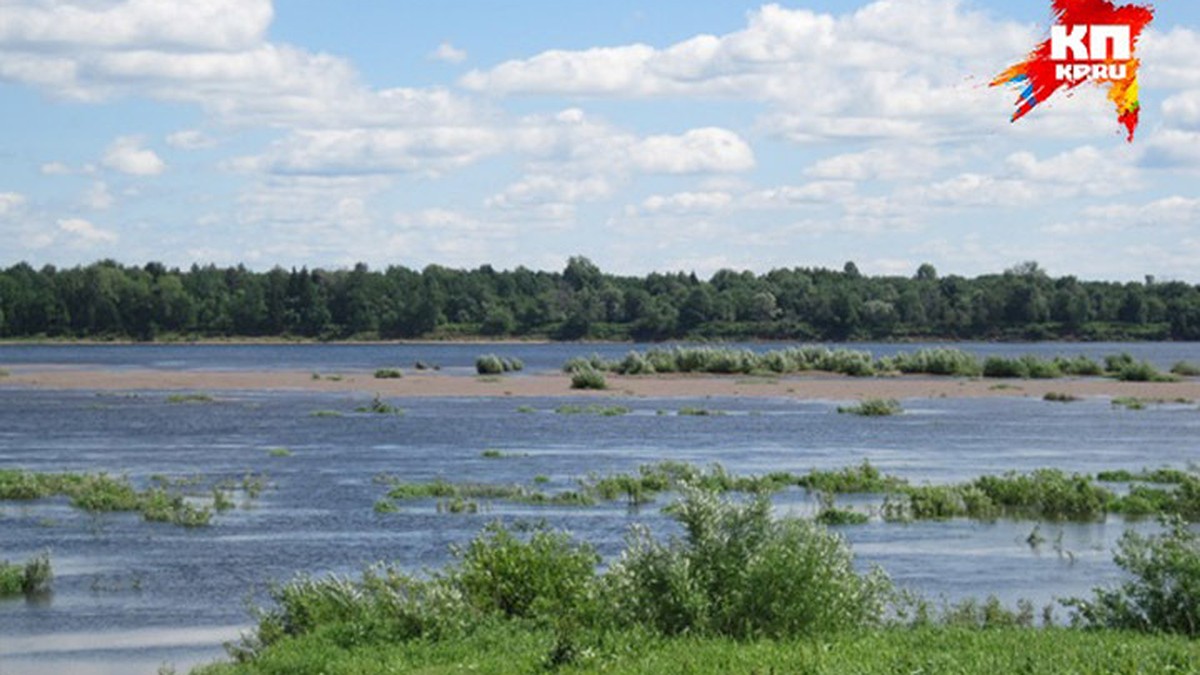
[375,461,1200,524]
[837,399,903,417]
[200,487,1200,674]
[0,468,261,527]
[0,552,52,598]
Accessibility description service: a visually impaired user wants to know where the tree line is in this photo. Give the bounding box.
[0,258,1197,342]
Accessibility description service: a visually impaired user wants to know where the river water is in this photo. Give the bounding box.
[1,342,1198,673]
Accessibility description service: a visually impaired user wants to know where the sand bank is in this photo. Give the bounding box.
[3,368,1199,401]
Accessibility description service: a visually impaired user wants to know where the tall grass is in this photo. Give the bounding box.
[0,552,52,597]
[1170,361,1200,377]
[569,368,607,390]
[476,354,524,375]
[0,469,227,527]
[837,399,903,416]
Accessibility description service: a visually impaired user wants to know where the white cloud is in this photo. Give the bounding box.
[102,136,166,176]
[39,161,72,175]
[83,181,114,210]
[463,1,1029,140]
[743,181,855,208]
[635,191,733,215]
[57,217,117,244]
[429,42,467,64]
[166,129,216,150]
[234,127,504,176]
[806,146,947,181]
[0,191,26,216]
[486,175,612,209]
[628,128,754,173]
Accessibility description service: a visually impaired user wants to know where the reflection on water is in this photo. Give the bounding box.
[1,345,1199,672]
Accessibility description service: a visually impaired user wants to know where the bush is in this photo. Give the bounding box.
[570,368,608,390]
[0,552,52,597]
[837,399,902,416]
[1065,516,1200,635]
[1114,360,1178,383]
[1044,392,1080,402]
[1170,361,1200,377]
[373,368,403,379]
[882,348,981,377]
[605,487,890,638]
[476,354,523,375]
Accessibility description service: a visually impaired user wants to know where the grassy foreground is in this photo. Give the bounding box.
[195,624,1200,674]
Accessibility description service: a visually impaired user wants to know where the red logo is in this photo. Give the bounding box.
[991,0,1154,141]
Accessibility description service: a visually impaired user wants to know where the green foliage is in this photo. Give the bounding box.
[268,447,293,458]
[1170,361,1200,377]
[606,488,890,638]
[555,404,629,416]
[2,258,1196,341]
[798,461,898,494]
[1043,392,1080,402]
[475,354,523,375]
[1111,396,1147,410]
[570,368,607,390]
[1066,517,1200,636]
[1113,360,1179,383]
[880,348,982,377]
[982,355,1061,379]
[373,368,403,379]
[355,395,403,414]
[676,407,726,416]
[973,469,1112,520]
[0,552,52,597]
[837,399,903,416]
[308,410,342,418]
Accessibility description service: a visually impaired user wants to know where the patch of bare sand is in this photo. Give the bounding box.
[3,368,1199,401]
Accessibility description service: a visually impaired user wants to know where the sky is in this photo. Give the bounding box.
[1,0,1198,281]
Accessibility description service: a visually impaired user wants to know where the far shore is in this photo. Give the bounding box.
[3,368,1198,401]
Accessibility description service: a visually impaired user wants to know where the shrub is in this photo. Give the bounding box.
[882,348,981,377]
[0,552,52,597]
[452,523,599,620]
[1115,360,1178,383]
[1055,355,1104,376]
[570,368,608,390]
[1170,361,1200,377]
[1065,516,1200,635]
[1044,392,1080,402]
[605,487,890,638]
[476,354,523,375]
[837,399,902,416]
[373,368,403,379]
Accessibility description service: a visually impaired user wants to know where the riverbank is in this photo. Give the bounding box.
[3,368,1199,400]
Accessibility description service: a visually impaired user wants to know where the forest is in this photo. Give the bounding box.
[0,257,1198,342]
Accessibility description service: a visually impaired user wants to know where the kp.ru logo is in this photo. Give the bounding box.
[991,0,1154,141]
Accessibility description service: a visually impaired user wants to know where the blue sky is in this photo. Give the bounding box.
[2,0,1198,281]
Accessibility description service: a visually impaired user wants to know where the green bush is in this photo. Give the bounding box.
[882,348,981,377]
[606,487,890,638]
[453,523,599,620]
[373,368,403,379]
[1066,517,1200,635]
[1114,360,1178,383]
[1044,392,1080,402]
[1170,361,1200,377]
[570,368,608,390]
[0,552,52,597]
[837,399,902,416]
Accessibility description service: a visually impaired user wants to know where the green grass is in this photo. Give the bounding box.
[1171,360,1200,377]
[0,552,51,598]
[308,410,343,418]
[268,447,293,458]
[166,393,215,404]
[373,368,403,379]
[0,469,248,527]
[554,404,629,416]
[515,405,536,414]
[193,623,1200,674]
[837,399,902,416]
[354,395,403,415]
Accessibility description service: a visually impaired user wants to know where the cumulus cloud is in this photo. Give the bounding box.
[167,129,216,150]
[102,136,166,176]
[486,175,612,209]
[429,42,467,64]
[84,181,114,210]
[636,191,733,215]
[58,217,117,244]
[628,128,754,173]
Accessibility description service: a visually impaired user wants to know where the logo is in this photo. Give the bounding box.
[991,0,1154,141]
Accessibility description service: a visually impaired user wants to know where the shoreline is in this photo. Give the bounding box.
[3,337,1197,347]
[3,368,1198,400]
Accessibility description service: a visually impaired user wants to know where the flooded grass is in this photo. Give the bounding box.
[1043,392,1080,403]
[165,393,215,404]
[0,552,51,598]
[554,404,630,416]
[837,399,903,416]
[355,395,403,415]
